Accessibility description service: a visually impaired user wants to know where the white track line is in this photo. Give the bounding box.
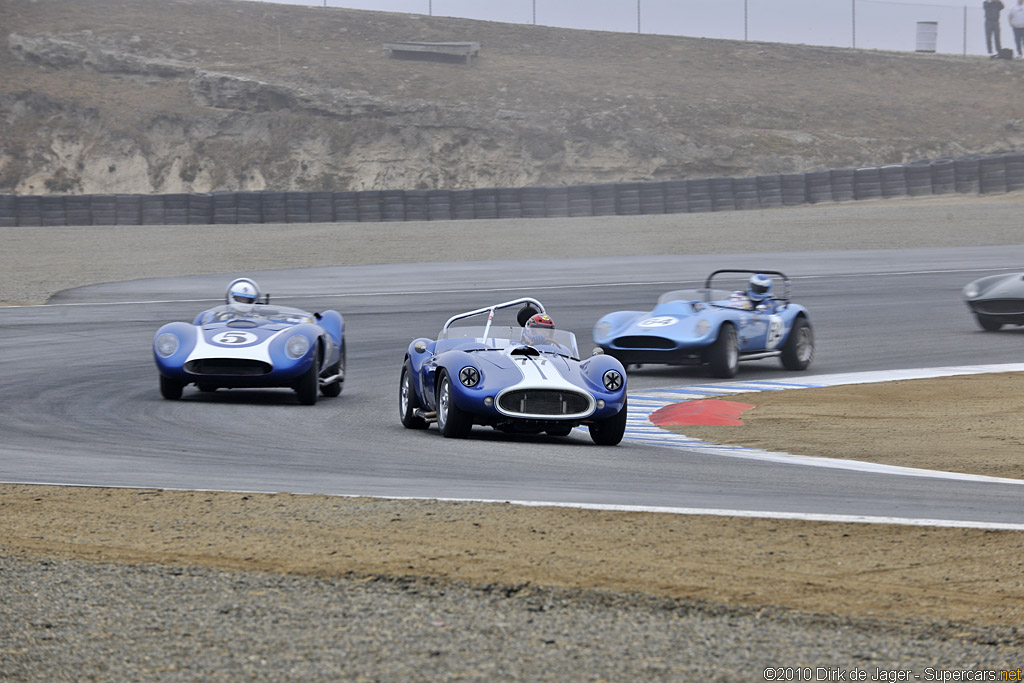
[7,483,1024,530]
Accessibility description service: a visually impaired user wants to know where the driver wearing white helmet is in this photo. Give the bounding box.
[729,273,775,311]
[226,278,260,313]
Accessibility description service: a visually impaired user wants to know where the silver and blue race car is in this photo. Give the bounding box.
[399,297,628,445]
[963,272,1024,331]
[593,269,814,378]
[153,278,345,405]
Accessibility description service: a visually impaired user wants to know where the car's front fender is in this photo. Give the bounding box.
[153,322,198,378]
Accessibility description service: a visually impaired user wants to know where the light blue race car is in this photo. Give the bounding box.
[593,269,814,378]
[400,297,628,445]
[153,278,345,405]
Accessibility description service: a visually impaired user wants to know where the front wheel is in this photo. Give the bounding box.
[399,364,428,429]
[159,375,184,400]
[780,317,814,371]
[589,398,628,446]
[977,315,1004,332]
[436,372,472,438]
[707,323,739,378]
[295,359,319,406]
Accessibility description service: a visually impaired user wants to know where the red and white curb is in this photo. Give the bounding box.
[622,363,1024,486]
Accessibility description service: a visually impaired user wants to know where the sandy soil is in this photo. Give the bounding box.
[3,483,1023,629]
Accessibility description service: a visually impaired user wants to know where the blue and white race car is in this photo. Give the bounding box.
[153,278,345,405]
[593,269,814,378]
[399,298,628,445]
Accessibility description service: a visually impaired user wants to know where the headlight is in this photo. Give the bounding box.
[285,335,311,359]
[695,319,710,336]
[963,283,979,299]
[155,333,179,358]
[459,366,480,387]
[594,321,611,339]
[602,369,623,392]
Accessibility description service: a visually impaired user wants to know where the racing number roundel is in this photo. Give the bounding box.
[638,316,678,328]
[212,331,258,346]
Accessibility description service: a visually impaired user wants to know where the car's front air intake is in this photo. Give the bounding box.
[497,389,591,416]
[185,359,272,376]
[613,335,676,349]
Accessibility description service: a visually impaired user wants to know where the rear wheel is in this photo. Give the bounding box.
[399,364,428,429]
[296,359,319,406]
[780,317,814,371]
[436,372,472,438]
[977,315,1004,332]
[321,341,345,397]
[707,323,739,378]
[159,375,184,400]
[589,398,628,446]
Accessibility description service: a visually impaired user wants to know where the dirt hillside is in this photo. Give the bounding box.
[3,0,1024,195]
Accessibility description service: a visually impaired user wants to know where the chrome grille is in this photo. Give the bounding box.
[497,389,590,416]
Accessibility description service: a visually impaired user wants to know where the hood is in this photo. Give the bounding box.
[189,323,293,363]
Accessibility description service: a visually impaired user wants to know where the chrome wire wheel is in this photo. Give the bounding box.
[437,377,451,430]
[781,317,814,371]
[795,325,813,363]
[400,370,412,417]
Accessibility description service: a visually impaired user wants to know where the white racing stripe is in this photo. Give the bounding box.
[495,350,595,419]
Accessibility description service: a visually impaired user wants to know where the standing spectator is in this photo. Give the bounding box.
[984,0,1005,54]
[1009,0,1024,57]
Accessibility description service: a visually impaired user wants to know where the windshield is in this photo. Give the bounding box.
[441,324,580,358]
[201,305,315,325]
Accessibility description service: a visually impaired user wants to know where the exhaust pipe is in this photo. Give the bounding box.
[319,372,344,386]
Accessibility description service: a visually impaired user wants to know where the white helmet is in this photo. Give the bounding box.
[226,278,260,312]
[747,273,773,302]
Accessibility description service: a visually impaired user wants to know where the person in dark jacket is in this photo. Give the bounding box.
[984,0,1005,54]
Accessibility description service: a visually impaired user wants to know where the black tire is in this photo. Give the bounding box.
[160,375,184,400]
[295,359,319,406]
[546,424,574,437]
[589,397,628,446]
[436,372,472,438]
[707,323,739,378]
[977,315,1004,332]
[780,317,815,371]
[320,341,345,397]
[399,364,428,429]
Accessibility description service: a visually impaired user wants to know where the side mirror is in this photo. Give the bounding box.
[591,347,604,356]
[413,340,428,354]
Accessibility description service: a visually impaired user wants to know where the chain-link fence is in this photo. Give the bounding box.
[268,0,1004,57]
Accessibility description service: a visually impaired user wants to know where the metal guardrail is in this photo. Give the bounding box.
[1,152,1022,227]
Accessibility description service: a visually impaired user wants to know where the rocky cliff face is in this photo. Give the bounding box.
[2,0,1023,196]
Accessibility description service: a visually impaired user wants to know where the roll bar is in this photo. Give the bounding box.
[704,269,791,303]
[441,297,546,340]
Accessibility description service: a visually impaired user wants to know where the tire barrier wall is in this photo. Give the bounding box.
[1,152,1022,227]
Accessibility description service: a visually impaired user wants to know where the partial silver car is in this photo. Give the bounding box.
[963,273,1024,331]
